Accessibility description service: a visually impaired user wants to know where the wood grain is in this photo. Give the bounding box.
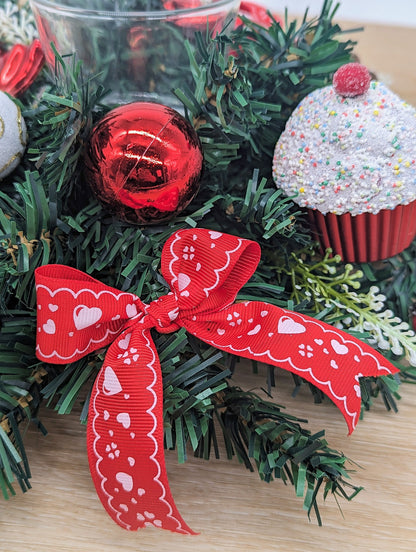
[2,367,416,552]
[2,20,416,552]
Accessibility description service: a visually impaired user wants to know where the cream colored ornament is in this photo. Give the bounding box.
[0,91,27,179]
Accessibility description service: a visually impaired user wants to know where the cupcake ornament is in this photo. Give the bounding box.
[272,62,416,263]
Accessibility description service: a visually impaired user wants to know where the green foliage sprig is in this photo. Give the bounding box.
[281,250,416,370]
[0,0,37,46]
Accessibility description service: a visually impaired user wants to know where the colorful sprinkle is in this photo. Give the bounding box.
[272,80,416,216]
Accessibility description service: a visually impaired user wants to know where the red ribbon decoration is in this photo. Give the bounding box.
[0,40,44,97]
[35,228,398,534]
[236,1,283,27]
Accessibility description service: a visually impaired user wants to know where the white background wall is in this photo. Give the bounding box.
[260,0,416,27]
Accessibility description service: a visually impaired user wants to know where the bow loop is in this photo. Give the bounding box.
[35,264,143,363]
[161,229,261,316]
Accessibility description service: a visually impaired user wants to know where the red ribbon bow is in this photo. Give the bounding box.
[35,228,398,534]
[0,40,44,97]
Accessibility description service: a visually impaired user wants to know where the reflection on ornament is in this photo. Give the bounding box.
[0,92,27,179]
[84,102,203,225]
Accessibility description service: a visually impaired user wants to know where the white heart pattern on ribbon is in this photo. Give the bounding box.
[43,319,56,335]
[126,304,138,318]
[73,305,103,330]
[277,316,306,334]
[178,273,191,292]
[103,366,123,396]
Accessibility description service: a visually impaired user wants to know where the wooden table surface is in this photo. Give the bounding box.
[2,20,416,552]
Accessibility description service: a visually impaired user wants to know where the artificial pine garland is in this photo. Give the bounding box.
[0,0,415,525]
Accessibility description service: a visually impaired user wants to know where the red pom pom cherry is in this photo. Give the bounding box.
[333,63,371,97]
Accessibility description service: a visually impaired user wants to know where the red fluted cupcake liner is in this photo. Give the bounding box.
[307,200,416,263]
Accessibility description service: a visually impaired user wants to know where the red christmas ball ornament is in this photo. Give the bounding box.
[333,62,371,97]
[84,102,203,225]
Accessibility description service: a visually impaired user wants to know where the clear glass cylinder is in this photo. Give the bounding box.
[30,0,241,106]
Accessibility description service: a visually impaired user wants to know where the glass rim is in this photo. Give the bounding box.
[29,0,239,19]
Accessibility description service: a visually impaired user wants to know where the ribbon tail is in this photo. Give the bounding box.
[185,302,399,434]
[87,326,196,534]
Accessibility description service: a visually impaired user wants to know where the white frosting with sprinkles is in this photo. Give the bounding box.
[272,81,416,215]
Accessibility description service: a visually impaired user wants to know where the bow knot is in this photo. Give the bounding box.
[35,228,398,535]
[142,292,181,333]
